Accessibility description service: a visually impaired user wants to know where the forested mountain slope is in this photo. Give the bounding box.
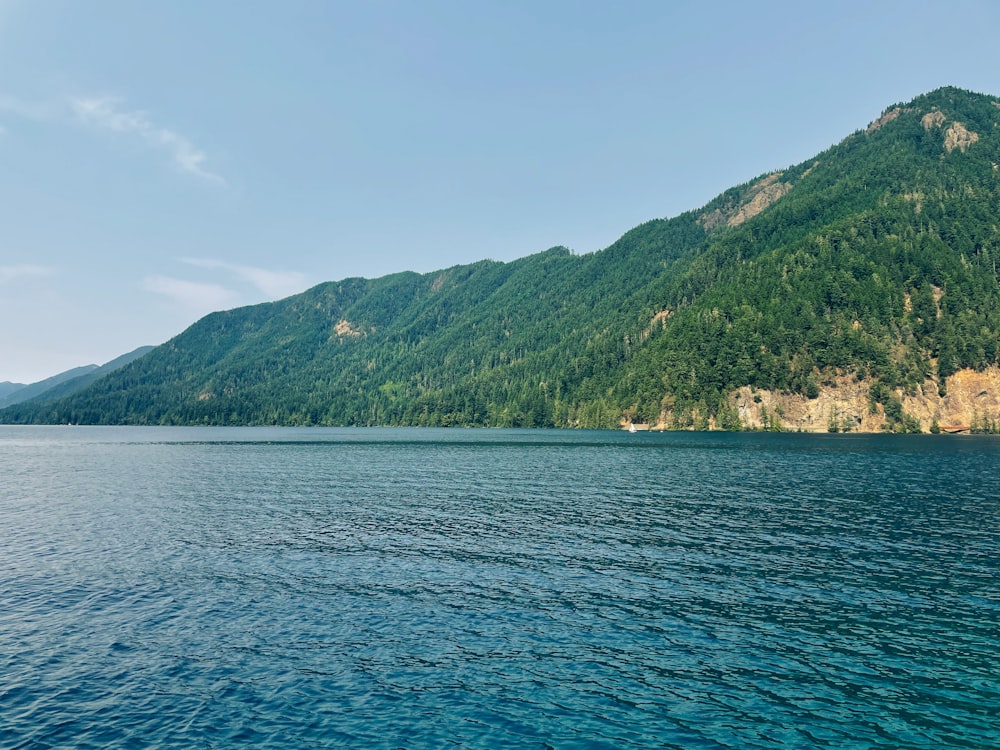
[0,346,155,409]
[0,365,98,409]
[4,87,1000,431]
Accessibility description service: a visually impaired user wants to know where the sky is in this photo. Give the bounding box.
[3,0,1000,383]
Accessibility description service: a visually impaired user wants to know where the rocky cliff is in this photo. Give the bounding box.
[703,367,1000,433]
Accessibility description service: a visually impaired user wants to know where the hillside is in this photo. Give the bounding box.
[0,347,155,410]
[0,382,26,402]
[4,86,1000,432]
[0,365,99,409]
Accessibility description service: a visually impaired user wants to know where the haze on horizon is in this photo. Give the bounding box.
[3,0,1000,384]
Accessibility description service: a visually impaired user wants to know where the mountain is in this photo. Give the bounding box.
[0,382,26,401]
[0,365,99,409]
[4,86,1000,432]
[0,346,154,410]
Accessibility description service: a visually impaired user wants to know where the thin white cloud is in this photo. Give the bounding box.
[0,264,52,284]
[143,275,238,313]
[71,96,225,185]
[180,258,307,298]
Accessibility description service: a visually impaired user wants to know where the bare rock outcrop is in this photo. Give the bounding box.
[727,175,792,227]
[866,107,905,133]
[649,367,1000,433]
[698,173,793,231]
[333,319,364,338]
[920,109,980,153]
[943,122,979,153]
[922,110,946,130]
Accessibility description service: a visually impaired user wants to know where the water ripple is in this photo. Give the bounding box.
[0,427,998,748]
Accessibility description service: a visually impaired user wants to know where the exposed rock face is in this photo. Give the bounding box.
[867,107,905,133]
[652,367,1000,432]
[922,110,946,130]
[431,272,450,293]
[698,207,727,232]
[699,173,793,231]
[727,175,792,227]
[903,368,1000,429]
[920,109,980,153]
[944,122,979,153]
[334,319,364,338]
[725,375,882,432]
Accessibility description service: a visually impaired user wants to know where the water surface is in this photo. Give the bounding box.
[1,427,998,748]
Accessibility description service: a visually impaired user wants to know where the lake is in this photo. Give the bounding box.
[1,426,998,748]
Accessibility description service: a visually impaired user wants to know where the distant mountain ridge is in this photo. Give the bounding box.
[0,347,154,410]
[0,365,99,409]
[0,382,27,401]
[3,87,1000,432]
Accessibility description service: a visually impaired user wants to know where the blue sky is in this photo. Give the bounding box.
[3,0,1000,383]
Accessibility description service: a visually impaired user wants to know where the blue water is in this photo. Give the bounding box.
[1,427,998,748]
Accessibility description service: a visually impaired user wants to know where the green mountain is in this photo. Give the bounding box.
[0,347,155,410]
[0,365,99,409]
[0,381,27,401]
[5,87,1000,431]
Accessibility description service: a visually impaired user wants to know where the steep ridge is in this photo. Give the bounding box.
[613,86,1000,431]
[0,347,155,410]
[4,86,1000,431]
[0,365,99,409]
